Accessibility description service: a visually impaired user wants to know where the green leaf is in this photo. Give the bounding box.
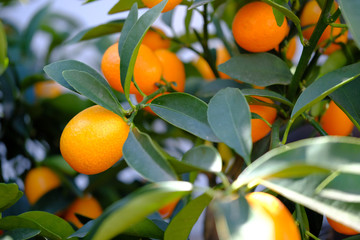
[67,20,125,43]
[150,93,219,142]
[208,88,252,163]
[241,88,293,107]
[43,155,77,176]
[290,62,360,120]
[339,0,360,49]
[0,20,9,75]
[195,79,246,99]
[109,0,145,14]
[259,175,360,232]
[168,145,222,174]
[318,50,347,78]
[329,78,360,131]
[123,218,164,239]
[123,128,178,182]
[164,193,212,240]
[88,181,193,240]
[0,211,76,240]
[0,183,23,212]
[2,228,41,240]
[62,70,124,117]
[44,60,111,92]
[232,136,360,190]
[218,53,293,87]
[189,0,214,9]
[120,0,167,99]
[118,4,138,58]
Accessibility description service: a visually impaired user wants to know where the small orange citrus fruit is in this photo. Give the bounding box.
[320,101,354,136]
[64,194,103,228]
[142,0,182,13]
[101,43,163,95]
[249,97,277,143]
[24,166,61,205]
[34,80,63,99]
[60,105,130,175]
[327,217,359,235]
[276,37,297,60]
[142,27,171,51]
[232,1,288,53]
[246,192,301,240]
[159,199,179,219]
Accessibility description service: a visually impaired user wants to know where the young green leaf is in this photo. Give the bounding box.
[150,93,219,142]
[208,88,252,164]
[88,181,193,240]
[109,0,145,14]
[0,20,9,75]
[218,53,293,87]
[164,193,212,240]
[290,62,360,121]
[123,128,178,182]
[338,0,360,49]
[0,183,23,212]
[62,70,124,117]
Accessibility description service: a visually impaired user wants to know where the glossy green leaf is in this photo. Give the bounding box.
[62,70,124,117]
[67,20,125,43]
[208,88,252,163]
[120,1,167,99]
[44,60,110,92]
[151,93,219,142]
[329,78,360,131]
[232,136,360,190]
[0,20,9,75]
[89,181,193,240]
[168,145,222,174]
[241,88,293,107]
[0,211,76,240]
[0,183,23,212]
[118,4,138,58]
[195,79,245,99]
[123,128,178,182]
[339,0,360,49]
[109,0,145,14]
[123,218,164,239]
[290,62,360,120]
[2,228,41,240]
[164,193,212,240]
[218,53,292,87]
[260,175,360,232]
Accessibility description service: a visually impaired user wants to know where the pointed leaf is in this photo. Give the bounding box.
[62,70,124,117]
[290,62,360,120]
[208,88,252,163]
[109,0,145,14]
[0,183,23,212]
[89,181,193,240]
[164,193,212,240]
[120,0,167,99]
[218,53,292,87]
[338,0,360,49]
[241,88,293,107]
[151,93,219,142]
[123,128,178,182]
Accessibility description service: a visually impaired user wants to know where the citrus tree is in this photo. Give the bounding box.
[1,0,360,239]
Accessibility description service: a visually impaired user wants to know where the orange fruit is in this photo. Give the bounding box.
[193,46,232,81]
[101,43,163,95]
[60,105,130,175]
[276,37,297,60]
[136,49,186,114]
[142,0,182,13]
[249,97,277,143]
[34,80,63,99]
[327,217,360,235]
[64,194,103,228]
[300,0,348,55]
[24,166,61,205]
[320,101,354,136]
[232,1,288,53]
[158,199,179,219]
[142,27,171,51]
[246,192,301,240]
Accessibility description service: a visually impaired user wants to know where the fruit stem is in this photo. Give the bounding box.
[287,0,336,101]
[306,230,321,240]
[216,172,231,190]
[302,113,328,136]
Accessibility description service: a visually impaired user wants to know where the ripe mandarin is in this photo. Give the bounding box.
[60,105,130,175]
[34,80,63,99]
[24,166,61,205]
[101,43,163,95]
[232,1,288,52]
[142,27,171,51]
[327,217,360,235]
[320,101,354,136]
[246,192,301,240]
[142,0,182,13]
[158,199,179,219]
